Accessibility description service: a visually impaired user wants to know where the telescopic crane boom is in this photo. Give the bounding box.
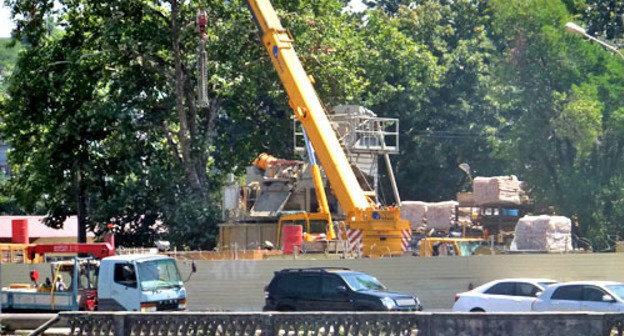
[246,0,410,257]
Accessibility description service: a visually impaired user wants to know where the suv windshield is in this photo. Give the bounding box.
[341,273,386,291]
[138,258,182,291]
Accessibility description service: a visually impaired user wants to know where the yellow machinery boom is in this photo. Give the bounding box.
[246,0,410,257]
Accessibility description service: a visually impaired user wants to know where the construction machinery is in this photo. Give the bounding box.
[245,0,410,257]
[2,243,189,311]
[418,237,487,257]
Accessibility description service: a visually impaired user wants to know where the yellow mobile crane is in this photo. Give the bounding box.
[246,0,410,257]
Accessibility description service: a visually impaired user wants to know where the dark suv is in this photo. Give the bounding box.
[263,267,422,311]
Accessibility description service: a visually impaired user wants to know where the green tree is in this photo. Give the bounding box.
[356,1,505,202]
[0,38,20,95]
[489,0,624,246]
[2,0,372,248]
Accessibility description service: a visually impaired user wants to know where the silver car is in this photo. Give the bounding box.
[532,281,624,312]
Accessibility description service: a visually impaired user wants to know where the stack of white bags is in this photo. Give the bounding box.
[510,215,572,252]
[400,201,458,231]
[473,175,522,205]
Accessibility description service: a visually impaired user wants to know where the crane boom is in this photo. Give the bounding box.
[246,0,370,215]
[246,0,410,257]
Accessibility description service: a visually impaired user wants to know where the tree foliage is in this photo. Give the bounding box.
[3,0,624,250]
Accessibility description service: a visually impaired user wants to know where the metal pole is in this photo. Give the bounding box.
[376,122,401,206]
[585,34,624,60]
[27,315,60,336]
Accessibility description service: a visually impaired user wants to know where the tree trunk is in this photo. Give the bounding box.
[171,0,204,198]
[75,166,87,244]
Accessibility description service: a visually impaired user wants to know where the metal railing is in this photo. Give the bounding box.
[294,115,400,155]
[20,311,624,336]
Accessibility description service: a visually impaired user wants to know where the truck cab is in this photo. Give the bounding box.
[97,254,187,311]
[2,253,187,312]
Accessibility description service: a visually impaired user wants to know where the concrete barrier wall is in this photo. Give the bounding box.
[4,253,624,311]
[54,311,624,336]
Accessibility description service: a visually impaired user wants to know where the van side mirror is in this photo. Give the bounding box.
[602,294,616,303]
[337,285,347,293]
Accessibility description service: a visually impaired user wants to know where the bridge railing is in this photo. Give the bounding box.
[26,311,624,336]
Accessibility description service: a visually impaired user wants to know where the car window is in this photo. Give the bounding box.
[113,263,137,287]
[583,286,608,302]
[297,275,321,296]
[516,283,541,297]
[273,274,299,295]
[606,285,624,300]
[322,275,345,296]
[274,273,321,296]
[484,282,515,296]
[551,285,583,300]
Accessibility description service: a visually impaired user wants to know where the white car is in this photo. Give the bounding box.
[532,281,624,312]
[452,278,557,312]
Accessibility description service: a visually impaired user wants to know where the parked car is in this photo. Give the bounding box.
[532,281,624,312]
[452,278,557,312]
[263,267,422,311]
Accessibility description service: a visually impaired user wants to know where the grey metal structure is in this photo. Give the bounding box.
[29,311,624,336]
[294,105,400,199]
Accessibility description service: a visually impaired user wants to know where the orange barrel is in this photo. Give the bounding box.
[282,225,303,254]
[11,219,29,244]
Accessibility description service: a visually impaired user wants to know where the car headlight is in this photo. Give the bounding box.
[380,297,396,310]
[140,302,157,312]
[178,299,187,310]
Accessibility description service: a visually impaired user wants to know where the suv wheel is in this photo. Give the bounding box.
[470,308,485,312]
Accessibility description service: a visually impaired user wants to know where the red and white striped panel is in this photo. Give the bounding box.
[401,229,412,251]
[347,229,363,253]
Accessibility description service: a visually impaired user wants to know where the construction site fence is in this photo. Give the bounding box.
[22,311,624,336]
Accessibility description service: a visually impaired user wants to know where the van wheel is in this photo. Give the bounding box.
[470,308,485,312]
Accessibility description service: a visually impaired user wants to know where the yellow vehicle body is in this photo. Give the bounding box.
[246,0,409,257]
[0,243,44,263]
[419,237,486,257]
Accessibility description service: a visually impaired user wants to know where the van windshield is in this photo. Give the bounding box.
[137,259,182,291]
[341,273,386,291]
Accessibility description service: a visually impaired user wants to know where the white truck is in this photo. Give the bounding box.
[2,244,189,312]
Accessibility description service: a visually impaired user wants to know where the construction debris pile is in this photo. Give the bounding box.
[473,175,523,205]
[510,215,573,252]
[401,201,458,231]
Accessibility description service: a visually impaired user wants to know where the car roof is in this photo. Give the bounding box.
[467,278,556,293]
[550,280,623,287]
[276,267,358,275]
[488,278,557,283]
[103,254,173,263]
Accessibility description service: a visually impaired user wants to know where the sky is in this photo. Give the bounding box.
[0,5,11,38]
[0,1,367,39]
